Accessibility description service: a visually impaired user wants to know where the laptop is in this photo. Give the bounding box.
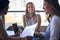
[12,23,19,34]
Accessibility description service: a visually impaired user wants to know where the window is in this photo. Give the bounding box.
[5,0,49,29]
[8,0,44,11]
[59,0,60,4]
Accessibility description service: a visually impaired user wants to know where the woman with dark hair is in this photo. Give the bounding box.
[23,2,41,40]
[0,0,9,15]
[0,0,9,40]
[40,0,60,40]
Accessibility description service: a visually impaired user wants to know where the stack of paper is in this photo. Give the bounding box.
[20,23,37,38]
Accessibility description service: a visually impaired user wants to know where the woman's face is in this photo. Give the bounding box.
[27,4,34,14]
[43,1,53,14]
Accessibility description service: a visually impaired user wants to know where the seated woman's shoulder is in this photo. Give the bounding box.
[23,15,26,17]
[23,15,26,18]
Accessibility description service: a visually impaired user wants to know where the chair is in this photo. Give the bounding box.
[0,19,21,40]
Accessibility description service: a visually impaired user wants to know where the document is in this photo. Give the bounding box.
[6,31,15,36]
[20,23,37,38]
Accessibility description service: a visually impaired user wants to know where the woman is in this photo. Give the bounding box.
[23,2,41,34]
[41,0,60,40]
[23,2,41,40]
[0,0,9,40]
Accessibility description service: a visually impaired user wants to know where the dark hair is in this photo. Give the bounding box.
[44,0,60,16]
[26,2,35,18]
[0,0,9,12]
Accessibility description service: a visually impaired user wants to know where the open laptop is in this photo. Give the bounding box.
[12,23,19,34]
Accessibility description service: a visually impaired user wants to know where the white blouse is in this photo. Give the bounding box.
[49,15,60,40]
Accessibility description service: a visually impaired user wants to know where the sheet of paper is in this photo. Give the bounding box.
[6,31,15,36]
[20,23,37,38]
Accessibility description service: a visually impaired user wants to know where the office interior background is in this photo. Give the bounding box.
[5,0,60,30]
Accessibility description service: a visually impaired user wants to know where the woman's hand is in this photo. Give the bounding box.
[34,31,40,36]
